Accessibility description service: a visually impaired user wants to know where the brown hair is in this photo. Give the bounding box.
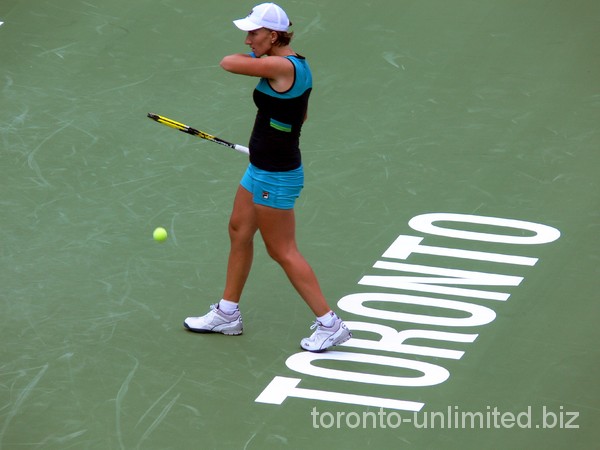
[270,22,294,47]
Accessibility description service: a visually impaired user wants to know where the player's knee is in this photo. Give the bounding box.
[265,244,296,266]
[228,219,255,244]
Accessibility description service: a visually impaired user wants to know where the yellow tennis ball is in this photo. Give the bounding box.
[153,227,168,242]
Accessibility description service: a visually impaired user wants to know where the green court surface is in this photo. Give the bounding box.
[1,0,599,449]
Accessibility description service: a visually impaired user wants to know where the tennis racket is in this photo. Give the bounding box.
[147,113,249,155]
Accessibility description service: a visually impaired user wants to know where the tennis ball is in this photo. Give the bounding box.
[153,227,168,242]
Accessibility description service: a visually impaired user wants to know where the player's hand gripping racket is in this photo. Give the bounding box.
[147,113,249,155]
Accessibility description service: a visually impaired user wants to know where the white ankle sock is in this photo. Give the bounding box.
[218,299,239,315]
[317,311,337,327]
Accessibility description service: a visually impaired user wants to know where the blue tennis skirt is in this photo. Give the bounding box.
[240,163,304,210]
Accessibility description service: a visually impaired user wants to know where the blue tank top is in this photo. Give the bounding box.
[249,54,312,171]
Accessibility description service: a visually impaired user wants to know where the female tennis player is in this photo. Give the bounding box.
[184,2,351,352]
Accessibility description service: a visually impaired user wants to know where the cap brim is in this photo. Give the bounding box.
[233,18,262,31]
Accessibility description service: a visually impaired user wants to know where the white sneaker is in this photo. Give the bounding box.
[184,304,243,335]
[300,317,352,352]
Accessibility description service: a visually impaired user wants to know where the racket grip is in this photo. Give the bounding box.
[234,145,250,155]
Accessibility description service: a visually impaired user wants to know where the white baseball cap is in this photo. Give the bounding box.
[233,3,290,32]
